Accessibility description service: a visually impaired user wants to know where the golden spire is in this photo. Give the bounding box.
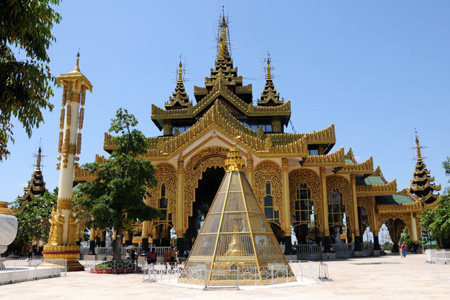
[218,10,228,60]
[72,51,81,73]
[36,147,42,170]
[415,129,422,161]
[178,60,183,82]
[225,136,244,172]
[266,55,272,80]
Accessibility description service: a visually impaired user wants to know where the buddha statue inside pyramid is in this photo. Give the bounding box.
[179,143,296,286]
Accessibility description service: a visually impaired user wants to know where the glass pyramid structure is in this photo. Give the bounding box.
[179,146,296,286]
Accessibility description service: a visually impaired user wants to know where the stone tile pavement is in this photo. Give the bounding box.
[1,253,448,300]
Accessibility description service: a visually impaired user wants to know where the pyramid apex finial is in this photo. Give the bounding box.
[266,52,272,80]
[226,136,244,171]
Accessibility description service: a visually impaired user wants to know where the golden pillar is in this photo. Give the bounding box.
[281,158,292,253]
[176,154,185,252]
[247,152,254,187]
[411,212,418,242]
[43,54,93,271]
[320,167,331,250]
[351,175,362,249]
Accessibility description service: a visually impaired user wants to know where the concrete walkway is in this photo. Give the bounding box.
[1,253,448,300]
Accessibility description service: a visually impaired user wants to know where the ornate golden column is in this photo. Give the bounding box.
[43,54,92,271]
[176,153,185,253]
[281,158,292,253]
[246,152,254,187]
[411,212,418,242]
[320,167,331,250]
[351,175,362,249]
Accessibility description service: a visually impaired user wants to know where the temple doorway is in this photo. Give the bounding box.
[185,167,225,249]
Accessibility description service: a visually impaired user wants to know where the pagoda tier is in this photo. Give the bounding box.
[16,147,47,208]
[257,57,284,106]
[151,15,290,136]
[409,134,440,204]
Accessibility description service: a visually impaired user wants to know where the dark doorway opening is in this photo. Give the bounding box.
[185,167,225,250]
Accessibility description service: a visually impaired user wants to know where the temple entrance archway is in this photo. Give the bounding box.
[185,166,225,249]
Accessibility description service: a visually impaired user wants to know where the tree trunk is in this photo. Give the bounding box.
[113,233,122,261]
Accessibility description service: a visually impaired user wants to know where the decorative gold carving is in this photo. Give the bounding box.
[378,213,413,241]
[67,91,80,103]
[58,131,63,153]
[57,197,73,210]
[356,179,397,196]
[254,160,283,222]
[59,108,65,130]
[303,147,345,167]
[339,157,373,174]
[81,88,86,106]
[184,147,228,229]
[48,208,64,246]
[62,87,67,107]
[289,168,322,222]
[357,197,375,232]
[326,175,354,230]
[63,128,70,153]
[68,213,77,245]
[76,133,82,155]
[148,163,177,224]
[66,104,72,127]
[68,143,77,155]
[78,107,84,130]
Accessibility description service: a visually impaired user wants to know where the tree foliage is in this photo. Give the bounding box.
[0,0,62,160]
[12,188,58,244]
[420,158,450,245]
[420,191,450,240]
[77,108,159,260]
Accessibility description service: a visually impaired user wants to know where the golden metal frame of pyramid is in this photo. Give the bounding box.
[179,146,296,286]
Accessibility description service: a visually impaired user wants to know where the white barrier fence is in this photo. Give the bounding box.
[142,260,321,287]
[426,249,450,264]
[0,257,66,285]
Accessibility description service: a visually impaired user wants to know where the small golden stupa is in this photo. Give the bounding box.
[179,142,296,286]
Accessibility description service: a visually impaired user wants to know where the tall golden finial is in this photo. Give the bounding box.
[72,50,81,73]
[178,59,183,82]
[218,6,228,60]
[415,129,422,161]
[36,147,42,170]
[266,52,272,80]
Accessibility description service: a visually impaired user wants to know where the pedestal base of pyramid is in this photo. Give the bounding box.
[179,260,296,286]
[42,245,85,272]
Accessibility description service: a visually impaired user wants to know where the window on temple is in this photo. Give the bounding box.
[173,125,191,134]
[243,122,273,133]
[293,183,315,227]
[159,184,168,220]
[264,181,279,224]
[328,189,348,243]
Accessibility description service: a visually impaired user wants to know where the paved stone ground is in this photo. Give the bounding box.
[1,253,449,300]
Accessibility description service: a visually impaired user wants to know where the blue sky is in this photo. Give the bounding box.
[3,1,450,203]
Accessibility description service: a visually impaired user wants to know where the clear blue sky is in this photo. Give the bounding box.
[3,0,450,203]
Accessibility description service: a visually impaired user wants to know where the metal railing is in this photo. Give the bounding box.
[307,261,329,281]
[360,243,374,251]
[331,243,354,251]
[295,244,322,253]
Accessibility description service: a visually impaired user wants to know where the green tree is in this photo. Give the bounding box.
[77,108,160,261]
[13,188,58,246]
[420,157,450,248]
[0,0,62,160]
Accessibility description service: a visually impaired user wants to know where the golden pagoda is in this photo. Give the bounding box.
[179,143,295,286]
[74,13,438,256]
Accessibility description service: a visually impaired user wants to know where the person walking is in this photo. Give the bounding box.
[149,248,157,265]
[400,242,407,258]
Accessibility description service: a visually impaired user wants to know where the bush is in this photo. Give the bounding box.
[95,260,135,269]
[381,242,393,251]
